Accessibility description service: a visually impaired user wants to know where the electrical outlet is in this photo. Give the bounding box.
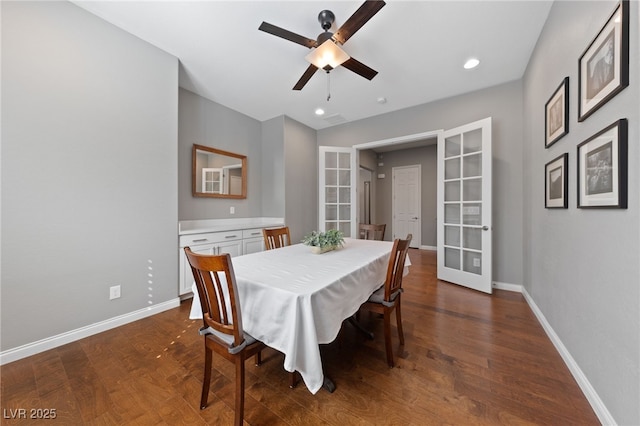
[473,258,481,267]
[230,206,235,214]
[109,285,121,300]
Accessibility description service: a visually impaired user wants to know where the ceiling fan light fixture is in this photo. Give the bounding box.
[305,39,350,69]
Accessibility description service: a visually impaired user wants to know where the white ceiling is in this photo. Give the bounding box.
[72,0,553,130]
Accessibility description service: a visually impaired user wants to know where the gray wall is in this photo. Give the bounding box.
[283,117,318,243]
[260,116,286,218]
[1,1,179,350]
[523,1,639,424]
[178,102,318,242]
[318,80,525,287]
[179,88,262,220]
[359,149,378,171]
[375,145,437,245]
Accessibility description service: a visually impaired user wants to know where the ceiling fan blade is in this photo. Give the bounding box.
[259,22,317,49]
[293,64,319,90]
[341,57,378,80]
[333,1,386,45]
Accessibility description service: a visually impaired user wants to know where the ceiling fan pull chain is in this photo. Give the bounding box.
[327,71,331,102]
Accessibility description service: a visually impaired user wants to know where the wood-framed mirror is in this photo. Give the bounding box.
[192,144,247,199]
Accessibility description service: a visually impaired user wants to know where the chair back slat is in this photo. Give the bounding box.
[359,223,386,241]
[383,234,412,301]
[263,226,291,250]
[184,248,244,346]
[203,268,228,324]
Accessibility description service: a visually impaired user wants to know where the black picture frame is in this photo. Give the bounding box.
[578,0,629,122]
[577,119,627,208]
[545,153,569,209]
[545,77,569,148]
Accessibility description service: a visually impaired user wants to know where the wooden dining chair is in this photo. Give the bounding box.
[262,226,291,250]
[359,223,386,241]
[184,247,265,426]
[361,234,412,367]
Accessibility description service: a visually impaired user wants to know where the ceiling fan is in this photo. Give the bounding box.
[258,1,386,91]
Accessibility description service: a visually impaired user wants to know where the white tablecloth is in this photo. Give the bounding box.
[189,238,411,394]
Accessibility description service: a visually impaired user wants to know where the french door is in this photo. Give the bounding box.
[318,146,356,237]
[437,117,492,293]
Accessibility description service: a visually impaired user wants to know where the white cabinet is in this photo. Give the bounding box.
[179,230,243,295]
[178,218,284,296]
[242,228,265,255]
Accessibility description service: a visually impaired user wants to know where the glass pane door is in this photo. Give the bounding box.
[437,118,492,294]
[319,147,355,237]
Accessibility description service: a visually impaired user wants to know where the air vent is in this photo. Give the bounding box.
[324,113,346,125]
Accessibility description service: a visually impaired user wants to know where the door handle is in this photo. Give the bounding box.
[482,226,489,231]
[412,217,419,220]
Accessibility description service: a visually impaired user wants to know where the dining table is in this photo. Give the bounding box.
[188,237,411,394]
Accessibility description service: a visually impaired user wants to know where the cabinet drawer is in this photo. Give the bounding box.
[180,230,242,247]
[242,228,264,239]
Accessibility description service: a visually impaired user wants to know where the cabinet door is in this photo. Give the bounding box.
[243,237,264,255]
[180,243,216,295]
[216,240,242,257]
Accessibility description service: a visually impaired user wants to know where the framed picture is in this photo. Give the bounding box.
[545,153,569,208]
[577,119,627,208]
[545,77,569,148]
[578,0,629,121]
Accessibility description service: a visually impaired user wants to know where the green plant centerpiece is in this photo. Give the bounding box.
[301,229,345,254]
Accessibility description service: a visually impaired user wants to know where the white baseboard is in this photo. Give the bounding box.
[0,298,181,365]
[492,281,523,292]
[521,287,616,426]
[420,245,436,251]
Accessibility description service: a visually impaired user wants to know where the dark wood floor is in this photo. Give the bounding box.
[1,249,600,425]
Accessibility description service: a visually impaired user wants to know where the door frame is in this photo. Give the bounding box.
[352,130,441,241]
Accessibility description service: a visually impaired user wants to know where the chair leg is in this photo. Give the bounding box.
[255,350,262,366]
[200,346,213,409]
[234,357,245,426]
[289,371,297,389]
[395,298,405,346]
[383,308,394,368]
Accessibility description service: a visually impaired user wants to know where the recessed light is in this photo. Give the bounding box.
[464,58,480,69]
[315,108,325,116]
[377,97,387,104]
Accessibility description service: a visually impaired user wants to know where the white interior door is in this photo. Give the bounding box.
[437,117,492,294]
[319,146,356,237]
[392,165,421,247]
